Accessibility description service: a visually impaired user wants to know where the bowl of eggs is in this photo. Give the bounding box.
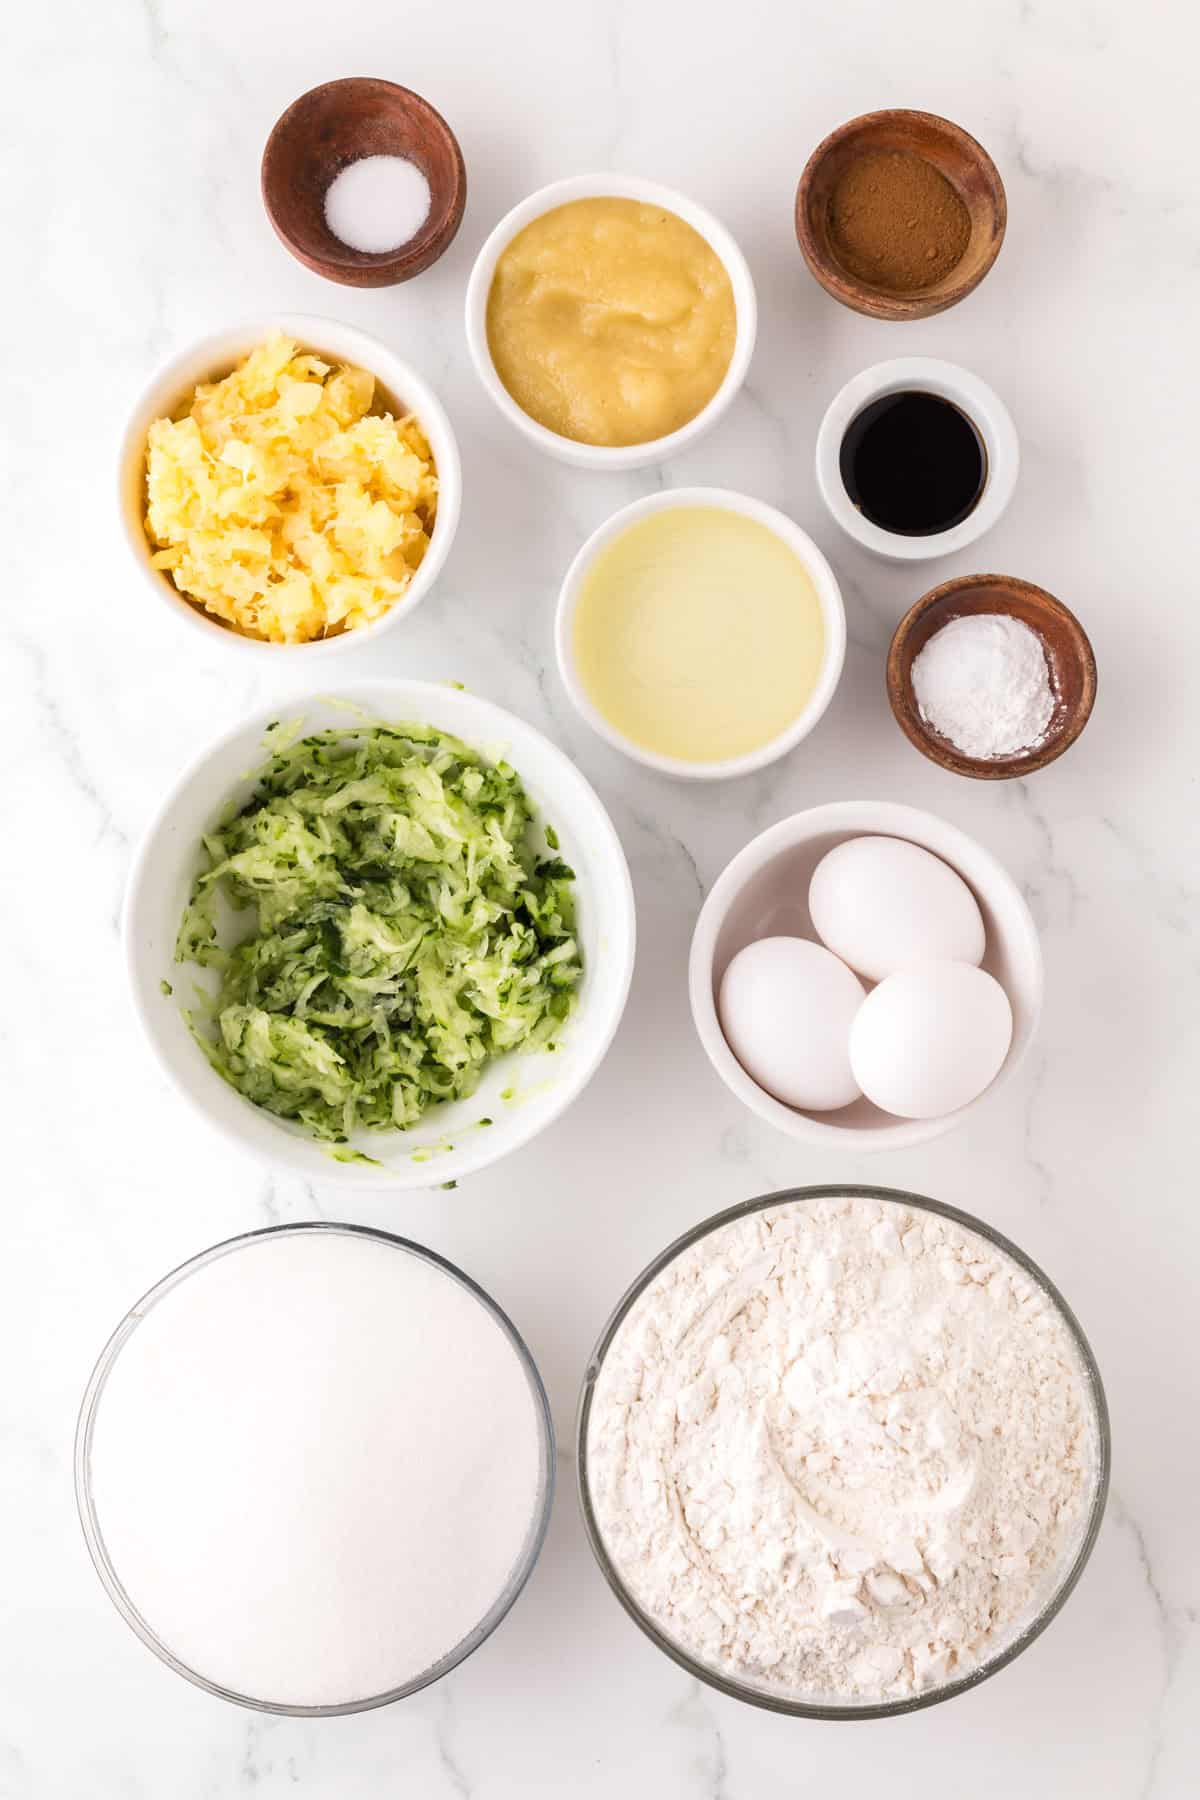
[688,802,1042,1150]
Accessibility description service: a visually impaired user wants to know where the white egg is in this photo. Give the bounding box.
[808,837,986,983]
[848,961,1013,1119]
[718,937,866,1112]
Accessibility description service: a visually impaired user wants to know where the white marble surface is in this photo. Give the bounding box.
[4,0,1197,1792]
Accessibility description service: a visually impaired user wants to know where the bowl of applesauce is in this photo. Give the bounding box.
[465,174,757,470]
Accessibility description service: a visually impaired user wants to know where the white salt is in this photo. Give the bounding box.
[324,154,432,254]
[85,1229,543,1708]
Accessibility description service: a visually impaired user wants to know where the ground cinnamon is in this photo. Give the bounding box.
[827,150,970,293]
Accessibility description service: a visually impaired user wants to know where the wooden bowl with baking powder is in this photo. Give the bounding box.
[262,78,466,288]
[887,575,1097,780]
[795,109,1006,321]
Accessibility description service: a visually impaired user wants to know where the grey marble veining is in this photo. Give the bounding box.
[3,0,1197,1793]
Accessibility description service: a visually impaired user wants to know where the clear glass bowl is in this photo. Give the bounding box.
[76,1222,556,1717]
[576,1184,1110,1721]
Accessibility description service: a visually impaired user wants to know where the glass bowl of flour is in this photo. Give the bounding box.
[76,1224,555,1714]
[578,1186,1108,1719]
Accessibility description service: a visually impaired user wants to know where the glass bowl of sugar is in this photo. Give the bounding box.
[76,1224,554,1714]
[577,1185,1109,1719]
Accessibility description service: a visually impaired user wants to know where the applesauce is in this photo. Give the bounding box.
[486,198,737,448]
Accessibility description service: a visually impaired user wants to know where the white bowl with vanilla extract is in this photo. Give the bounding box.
[815,357,1019,562]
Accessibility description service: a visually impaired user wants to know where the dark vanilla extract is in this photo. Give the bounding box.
[840,391,986,536]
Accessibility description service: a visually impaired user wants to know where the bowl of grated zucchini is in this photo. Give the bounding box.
[124,681,636,1187]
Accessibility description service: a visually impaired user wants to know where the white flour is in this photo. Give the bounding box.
[587,1195,1097,1703]
[86,1229,543,1708]
[912,612,1056,759]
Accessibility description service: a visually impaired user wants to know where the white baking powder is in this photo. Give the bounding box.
[324,154,432,254]
[587,1195,1097,1703]
[85,1229,543,1708]
[911,613,1056,759]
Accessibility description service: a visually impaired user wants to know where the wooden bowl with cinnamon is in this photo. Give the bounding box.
[796,109,1006,321]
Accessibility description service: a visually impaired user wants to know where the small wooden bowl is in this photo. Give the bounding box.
[887,575,1097,780]
[795,109,1006,321]
[261,78,466,288]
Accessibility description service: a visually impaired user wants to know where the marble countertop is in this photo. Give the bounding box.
[5,0,1197,1793]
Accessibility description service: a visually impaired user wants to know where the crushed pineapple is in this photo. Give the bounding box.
[144,334,438,644]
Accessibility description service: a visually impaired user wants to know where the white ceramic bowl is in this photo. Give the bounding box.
[464,174,757,471]
[124,682,636,1188]
[555,487,846,780]
[815,358,1019,562]
[118,316,462,657]
[689,802,1042,1151]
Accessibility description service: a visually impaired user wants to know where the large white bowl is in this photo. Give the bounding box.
[689,802,1042,1151]
[464,174,757,471]
[555,487,846,780]
[125,682,636,1188]
[118,316,462,658]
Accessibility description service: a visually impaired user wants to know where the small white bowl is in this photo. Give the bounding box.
[124,681,636,1188]
[689,801,1042,1151]
[464,174,757,471]
[815,357,1019,563]
[118,315,462,657]
[555,487,846,780]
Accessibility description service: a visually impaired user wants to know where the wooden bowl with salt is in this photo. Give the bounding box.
[262,78,466,288]
[887,575,1097,780]
[795,109,1006,321]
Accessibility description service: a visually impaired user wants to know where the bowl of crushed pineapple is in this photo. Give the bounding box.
[119,316,461,653]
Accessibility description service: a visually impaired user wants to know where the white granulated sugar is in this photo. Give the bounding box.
[587,1196,1097,1704]
[87,1230,542,1708]
[911,612,1056,759]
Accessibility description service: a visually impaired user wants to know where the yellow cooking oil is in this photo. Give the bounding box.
[572,506,825,764]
